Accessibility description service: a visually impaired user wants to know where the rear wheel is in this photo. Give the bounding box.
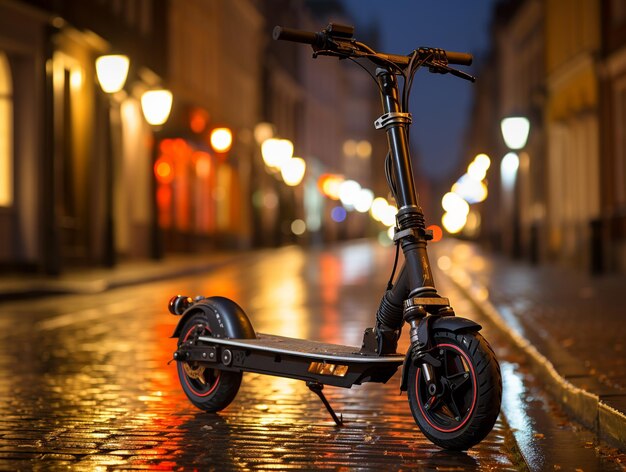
[407,330,502,450]
[176,312,242,412]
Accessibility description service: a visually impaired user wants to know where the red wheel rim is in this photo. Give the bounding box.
[180,324,221,397]
[415,343,477,433]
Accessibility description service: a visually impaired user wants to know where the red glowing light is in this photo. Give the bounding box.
[154,158,174,184]
[427,224,443,243]
[159,138,174,155]
[189,108,209,134]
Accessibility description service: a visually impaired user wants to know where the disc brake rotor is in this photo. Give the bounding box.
[183,362,207,384]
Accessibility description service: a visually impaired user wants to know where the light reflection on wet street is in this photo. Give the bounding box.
[0,241,534,469]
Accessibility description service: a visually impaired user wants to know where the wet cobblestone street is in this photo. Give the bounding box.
[1,243,524,470]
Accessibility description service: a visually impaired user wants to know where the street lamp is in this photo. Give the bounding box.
[261,138,293,170]
[96,54,130,267]
[141,88,173,259]
[210,127,233,154]
[141,89,173,126]
[500,117,530,150]
[96,55,129,94]
[281,157,306,186]
[500,116,530,258]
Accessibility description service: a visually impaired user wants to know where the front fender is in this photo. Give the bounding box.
[171,296,256,340]
[400,315,481,391]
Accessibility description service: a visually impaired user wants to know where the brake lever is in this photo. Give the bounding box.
[446,67,476,83]
[427,62,476,83]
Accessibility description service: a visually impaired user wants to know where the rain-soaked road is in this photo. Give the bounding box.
[0,241,621,470]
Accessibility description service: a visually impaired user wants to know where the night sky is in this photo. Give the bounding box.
[339,0,497,184]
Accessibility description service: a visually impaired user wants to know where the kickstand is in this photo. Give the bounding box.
[306,381,344,426]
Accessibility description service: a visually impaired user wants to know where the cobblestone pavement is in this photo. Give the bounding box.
[0,243,522,470]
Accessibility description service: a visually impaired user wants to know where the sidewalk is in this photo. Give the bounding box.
[432,239,626,450]
[0,251,243,301]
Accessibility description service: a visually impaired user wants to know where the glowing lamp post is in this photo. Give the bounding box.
[500,116,530,258]
[500,116,529,185]
[281,157,306,186]
[500,117,530,150]
[141,89,173,260]
[141,89,173,126]
[96,54,130,267]
[96,55,129,94]
[261,138,293,170]
[210,127,233,154]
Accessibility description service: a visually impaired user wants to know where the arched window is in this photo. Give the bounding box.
[0,51,13,207]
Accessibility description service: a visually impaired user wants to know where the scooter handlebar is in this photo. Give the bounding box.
[445,51,473,66]
[273,26,321,46]
[273,24,473,68]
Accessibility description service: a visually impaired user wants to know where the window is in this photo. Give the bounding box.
[0,51,13,207]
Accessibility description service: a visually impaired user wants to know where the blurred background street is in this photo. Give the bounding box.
[1,0,626,469]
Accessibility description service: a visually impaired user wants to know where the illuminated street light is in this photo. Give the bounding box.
[442,211,467,234]
[141,89,173,126]
[261,138,293,169]
[500,152,520,190]
[95,55,129,93]
[96,54,131,268]
[338,179,361,209]
[281,157,306,186]
[354,188,374,213]
[140,89,173,261]
[356,140,372,159]
[442,192,470,216]
[370,197,389,222]
[291,219,306,235]
[500,117,530,150]
[467,161,487,181]
[210,127,233,153]
[380,204,398,227]
[500,118,527,258]
[452,175,488,204]
[474,153,491,171]
[343,139,357,157]
[318,174,343,200]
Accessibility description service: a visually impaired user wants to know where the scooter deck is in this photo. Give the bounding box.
[186,333,404,388]
[197,333,405,363]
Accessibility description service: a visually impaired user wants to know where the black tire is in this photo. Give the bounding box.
[176,311,242,412]
[407,330,502,450]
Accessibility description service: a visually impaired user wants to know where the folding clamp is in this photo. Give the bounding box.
[374,112,412,130]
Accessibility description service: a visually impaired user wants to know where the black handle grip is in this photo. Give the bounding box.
[446,51,473,66]
[273,26,318,45]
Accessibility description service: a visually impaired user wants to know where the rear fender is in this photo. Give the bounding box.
[400,316,481,391]
[171,296,256,340]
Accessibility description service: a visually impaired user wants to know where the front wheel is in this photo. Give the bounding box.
[407,330,502,450]
[176,312,242,412]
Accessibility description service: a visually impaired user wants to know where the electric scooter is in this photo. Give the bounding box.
[168,23,502,451]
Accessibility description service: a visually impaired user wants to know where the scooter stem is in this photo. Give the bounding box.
[375,69,437,297]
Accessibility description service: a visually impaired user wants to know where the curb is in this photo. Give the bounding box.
[443,264,626,451]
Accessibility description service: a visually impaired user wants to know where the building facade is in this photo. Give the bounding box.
[599,0,626,272]
[468,0,626,273]
[0,0,168,274]
[0,0,389,276]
